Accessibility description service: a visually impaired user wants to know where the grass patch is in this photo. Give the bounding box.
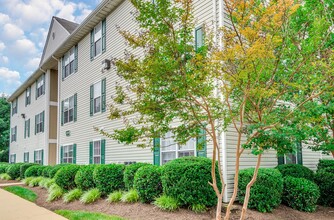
[121,189,139,203]
[4,186,37,202]
[55,210,124,220]
[63,188,83,203]
[154,195,179,211]
[80,188,101,204]
[107,191,123,203]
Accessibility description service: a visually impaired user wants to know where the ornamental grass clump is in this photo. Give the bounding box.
[63,188,83,203]
[107,191,123,203]
[154,195,179,212]
[121,189,139,203]
[47,184,63,202]
[80,188,101,204]
[29,176,44,187]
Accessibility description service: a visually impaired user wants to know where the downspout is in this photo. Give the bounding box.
[52,55,61,164]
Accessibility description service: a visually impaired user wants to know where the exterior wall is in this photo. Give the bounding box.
[50,70,58,102]
[48,143,57,165]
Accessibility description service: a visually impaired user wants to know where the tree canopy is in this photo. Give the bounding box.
[0,97,10,162]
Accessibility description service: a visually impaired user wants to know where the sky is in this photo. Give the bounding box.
[0,0,102,96]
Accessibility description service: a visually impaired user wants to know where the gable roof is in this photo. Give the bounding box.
[54,17,79,34]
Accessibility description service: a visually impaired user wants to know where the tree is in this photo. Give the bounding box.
[0,97,10,162]
[102,0,334,219]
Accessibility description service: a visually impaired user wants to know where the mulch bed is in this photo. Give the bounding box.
[1,179,333,220]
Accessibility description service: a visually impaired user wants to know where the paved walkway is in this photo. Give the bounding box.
[0,188,67,220]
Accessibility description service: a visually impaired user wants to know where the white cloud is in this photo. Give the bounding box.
[3,23,24,40]
[25,57,40,70]
[56,3,76,22]
[0,13,10,25]
[0,67,21,86]
[11,39,37,55]
[0,42,5,51]
[0,56,9,64]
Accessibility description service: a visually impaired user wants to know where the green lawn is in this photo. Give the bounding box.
[4,186,37,202]
[55,210,125,220]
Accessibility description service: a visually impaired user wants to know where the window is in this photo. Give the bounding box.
[63,145,73,163]
[34,150,43,165]
[24,119,30,138]
[35,111,44,134]
[12,98,17,115]
[160,131,196,165]
[10,154,16,164]
[90,19,106,59]
[90,79,106,115]
[36,74,45,99]
[278,142,303,165]
[64,96,74,123]
[195,26,204,51]
[25,86,31,106]
[24,152,29,163]
[62,46,78,80]
[11,126,17,142]
[89,140,105,164]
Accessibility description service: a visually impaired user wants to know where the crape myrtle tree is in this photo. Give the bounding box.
[101,0,334,219]
[0,97,10,162]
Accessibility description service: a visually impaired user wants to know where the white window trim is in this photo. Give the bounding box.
[26,87,31,105]
[10,154,15,163]
[34,149,43,164]
[63,47,76,79]
[93,81,102,115]
[284,153,299,164]
[11,127,16,142]
[93,139,102,164]
[12,100,17,114]
[24,152,29,162]
[63,144,74,164]
[36,112,43,134]
[63,95,75,124]
[36,76,45,99]
[93,22,102,58]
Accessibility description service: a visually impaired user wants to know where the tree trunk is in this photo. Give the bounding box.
[216,194,223,220]
[331,151,334,158]
[239,154,262,220]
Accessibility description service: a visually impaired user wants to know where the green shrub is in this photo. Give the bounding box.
[47,184,63,202]
[63,188,83,203]
[75,165,96,191]
[6,163,23,179]
[44,178,56,189]
[49,164,70,178]
[0,163,9,174]
[154,195,179,211]
[191,204,207,213]
[124,163,149,190]
[107,191,123,203]
[283,177,320,212]
[276,164,314,181]
[121,189,139,203]
[134,165,162,203]
[29,177,44,187]
[54,165,80,191]
[42,166,53,178]
[36,166,47,176]
[315,167,334,207]
[20,163,36,179]
[0,173,11,180]
[24,165,40,177]
[22,177,34,185]
[93,164,125,195]
[238,168,283,212]
[80,188,101,204]
[161,157,220,207]
[317,159,334,171]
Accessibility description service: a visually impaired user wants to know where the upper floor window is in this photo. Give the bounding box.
[90,79,106,116]
[36,74,45,99]
[11,126,17,142]
[34,150,43,165]
[195,26,204,52]
[25,86,31,106]
[24,119,30,139]
[35,111,44,134]
[90,19,106,60]
[89,139,105,164]
[62,45,78,80]
[12,98,18,115]
[61,94,77,125]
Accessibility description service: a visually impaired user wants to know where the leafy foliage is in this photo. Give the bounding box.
[80,188,101,204]
[276,164,314,181]
[0,173,11,180]
[54,165,80,191]
[238,168,283,212]
[63,188,83,203]
[133,164,162,203]
[121,189,139,203]
[22,177,34,185]
[6,163,23,179]
[191,204,207,213]
[20,163,37,179]
[75,165,96,191]
[153,195,179,212]
[123,163,149,190]
[42,166,53,178]
[93,164,125,195]
[107,191,123,203]
[0,98,10,162]
[314,167,334,207]
[282,177,320,212]
[0,163,9,174]
[24,165,41,178]
[49,164,70,178]
[47,184,63,202]
[28,176,44,187]
[317,159,334,171]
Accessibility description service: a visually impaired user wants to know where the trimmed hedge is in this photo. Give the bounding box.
[42,166,53,178]
[25,165,41,177]
[317,159,334,171]
[93,164,125,195]
[134,164,162,203]
[283,177,320,212]
[37,166,47,176]
[20,163,37,179]
[75,165,96,191]
[6,163,23,179]
[54,165,80,191]
[238,168,283,212]
[276,164,314,181]
[161,157,220,207]
[124,163,150,190]
[49,164,70,178]
[0,163,10,174]
[315,167,334,207]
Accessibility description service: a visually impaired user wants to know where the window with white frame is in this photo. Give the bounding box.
[36,112,44,133]
[64,47,75,78]
[63,96,74,124]
[93,82,101,114]
[36,75,45,98]
[10,154,15,163]
[284,154,297,164]
[63,145,73,163]
[35,150,43,164]
[161,131,196,165]
[12,99,17,115]
[94,22,102,57]
[24,152,29,163]
[26,87,31,106]
[93,140,101,164]
[24,119,30,138]
[11,126,17,142]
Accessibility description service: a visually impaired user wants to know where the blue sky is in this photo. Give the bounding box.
[0,0,101,96]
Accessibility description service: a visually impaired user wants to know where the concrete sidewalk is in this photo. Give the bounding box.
[0,188,67,220]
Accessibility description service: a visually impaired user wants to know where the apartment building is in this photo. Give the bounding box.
[8,0,332,202]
